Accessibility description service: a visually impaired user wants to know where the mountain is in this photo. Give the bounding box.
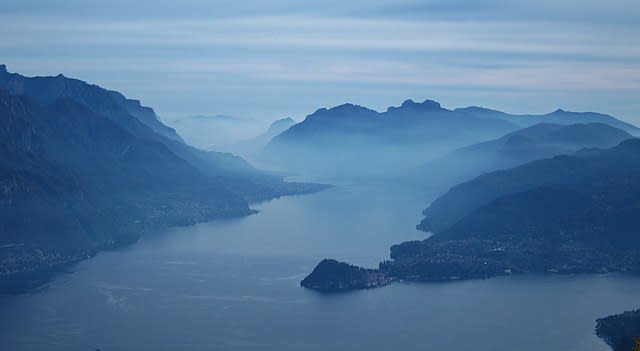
[302,139,640,291]
[419,137,640,234]
[263,99,637,179]
[410,123,633,194]
[455,106,640,135]
[0,91,251,240]
[263,100,522,176]
[266,117,296,135]
[300,259,392,292]
[0,66,326,293]
[389,139,640,281]
[219,117,296,160]
[262,99,519,177]
[0,65,267,179]
[596,309,640,351]
[0,64,183,143]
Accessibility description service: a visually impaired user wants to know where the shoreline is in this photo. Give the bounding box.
[0,184,330,296]
[301,257,640,293]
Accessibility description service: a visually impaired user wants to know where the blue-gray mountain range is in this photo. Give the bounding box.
[263,99,638,178]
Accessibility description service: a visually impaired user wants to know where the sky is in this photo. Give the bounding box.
[1,0,639,124]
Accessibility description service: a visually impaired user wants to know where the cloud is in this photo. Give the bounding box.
[0,0,638,122]
[2,16,637,57]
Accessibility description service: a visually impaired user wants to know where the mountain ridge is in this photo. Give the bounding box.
[408,122,633,194]
[0,66,327,293]
[263,98,637,178]
[456,104,639,134]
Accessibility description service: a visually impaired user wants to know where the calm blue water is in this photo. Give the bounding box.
[1,184,638,351]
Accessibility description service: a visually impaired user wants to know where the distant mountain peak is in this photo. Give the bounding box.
[387,99,442,112]
[277,117,294,123]
[267,117,296,133]
[306,103,377,121]
[270,117,295,126]
[413,99,441,109]
[386,99,443,113]
[0,64,6,72]
[333,103,368,111]
[400,99,418,107]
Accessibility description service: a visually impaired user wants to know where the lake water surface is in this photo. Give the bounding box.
[1,184,639,351]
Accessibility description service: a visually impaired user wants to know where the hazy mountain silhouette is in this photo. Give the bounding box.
[168,114,266,150]
[262,99,518,177]
[220,117,296,160]
[410,123,633,194]
[456,106,639,134]
[263,99,637,179]
[267,117,296,134]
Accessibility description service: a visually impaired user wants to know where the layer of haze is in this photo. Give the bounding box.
[1,0,639,124]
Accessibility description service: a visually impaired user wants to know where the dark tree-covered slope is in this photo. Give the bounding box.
[302,139,640,291]
[419,138,640,233]
[596,309,640,351]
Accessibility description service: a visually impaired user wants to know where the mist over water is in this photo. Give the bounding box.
[1,183,638,351]
[165,115,269,150]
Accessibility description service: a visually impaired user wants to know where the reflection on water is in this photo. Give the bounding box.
[0,184,638,351]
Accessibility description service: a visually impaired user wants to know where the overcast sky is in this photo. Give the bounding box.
[1,0,639,124]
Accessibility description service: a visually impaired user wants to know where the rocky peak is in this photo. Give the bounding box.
[387,99,443,113]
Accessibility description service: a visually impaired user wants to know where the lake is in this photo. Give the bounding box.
[1,183,639,351]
